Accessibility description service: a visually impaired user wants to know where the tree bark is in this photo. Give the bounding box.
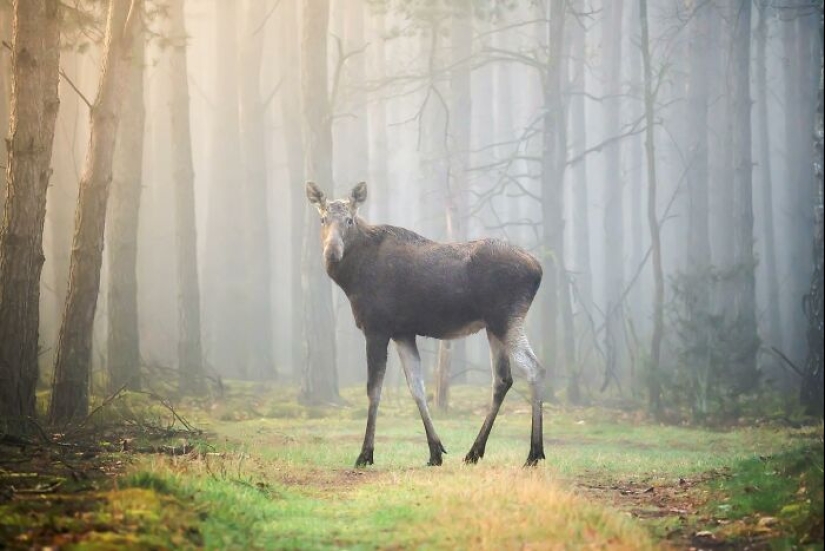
[538,0,567,399]
[106,19,145,393]
[168,0,205,395]
[0,0,60,433]
[202,0,247,378]
[367,9,390,223]
[783,3,821,370]
[639,0,663,414]
[435,1,473,411]
[602,0,626,386]
[300,0,339,404]
[800,20,823,416]
[0,3,12,214]
[50,0,142,423]
[569,0,592,313]
[730,1,759,384]
[280,0,306,381]
[685,3,711,285]
[754,2,782,357]
[240,0,275,381]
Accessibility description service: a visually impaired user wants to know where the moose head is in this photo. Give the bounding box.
[306,181,367,265]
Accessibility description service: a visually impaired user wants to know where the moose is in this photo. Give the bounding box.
[306,181,545,467]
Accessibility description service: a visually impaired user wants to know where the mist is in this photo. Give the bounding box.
[1,0,821,421]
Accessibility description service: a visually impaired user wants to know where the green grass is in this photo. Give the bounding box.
[3,383,821,549]
[705,435,824,547]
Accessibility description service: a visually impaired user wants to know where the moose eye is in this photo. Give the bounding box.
[346,217,354,226]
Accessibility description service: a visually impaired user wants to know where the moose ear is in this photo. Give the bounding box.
[350,181,367,208]
[306,181,326,210]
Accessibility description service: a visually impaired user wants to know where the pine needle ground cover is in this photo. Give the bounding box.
[1,383,821,549]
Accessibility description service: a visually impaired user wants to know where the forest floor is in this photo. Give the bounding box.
[0,382,822,550]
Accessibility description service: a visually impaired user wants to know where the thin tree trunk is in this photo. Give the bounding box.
[106,21,145,393]
[46,50,85,380]
[716,9,736,313]
[639,0,663,415]
[784,3,821,371]
[300,0,339,404]
[435,1,472,411]
[279,0,306,380]
[558,8,577,403]
[684,0,712,417]
[730,1,759,384]
[0,0,60,433]
[685,2,711,285]
[168,0,204,395]
[538,0,567,399]
[754,2,782,355]
[0,3,12,214]
[50,0,143,423]
[368,9,389,223]
[626,0,646,390]
[800,19,823,416]
[203,0,247,379]
[602,0,626,387]
[569,0,592,312]
[240,0,274,381]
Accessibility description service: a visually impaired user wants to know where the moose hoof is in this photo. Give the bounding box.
[355,450,374,467]
[463,448,483,464]
[427,455,443,467]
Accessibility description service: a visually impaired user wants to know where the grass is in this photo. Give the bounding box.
[2,382,822,549]
[705,435,824,547]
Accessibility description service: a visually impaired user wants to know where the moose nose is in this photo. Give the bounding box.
[323,236,344,264]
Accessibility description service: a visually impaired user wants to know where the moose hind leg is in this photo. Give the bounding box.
[356,334,389,467]
[507,324,545,466]
[465,331,513,464]
[395,336,446,466]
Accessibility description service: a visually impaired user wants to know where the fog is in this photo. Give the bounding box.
[22,0,823,418]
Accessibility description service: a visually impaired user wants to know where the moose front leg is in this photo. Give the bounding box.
[356,334,389,467]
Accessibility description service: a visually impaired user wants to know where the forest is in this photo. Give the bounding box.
[0,0,822,548]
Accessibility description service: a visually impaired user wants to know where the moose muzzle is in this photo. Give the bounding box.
[323,233,344,264]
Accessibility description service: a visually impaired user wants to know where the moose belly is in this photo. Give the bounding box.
[440,320,486,340]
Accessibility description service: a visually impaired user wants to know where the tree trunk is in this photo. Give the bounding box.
[50,0,143,423]
[0,0,60,433]
[602,0,626,387]
[639,0,663,415]
[0,3,12,214]
[683,0,712,416]
[714,8,736,314]
[203,0,247,379]
[278,0,306,380]
[368,9,390,223]
[106,20,145,393]
[730,1,759,385]
[240,0,275,381]
[800,23,823,416]
[754,2,782,358]
[538,0,567,399]
[784,3,821,371]
[168,0,205,395]
[435,1,472,411]
[569,0,592,313]
[626,0,646,391]
[332,0,369,387]
[300,0,339,404]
